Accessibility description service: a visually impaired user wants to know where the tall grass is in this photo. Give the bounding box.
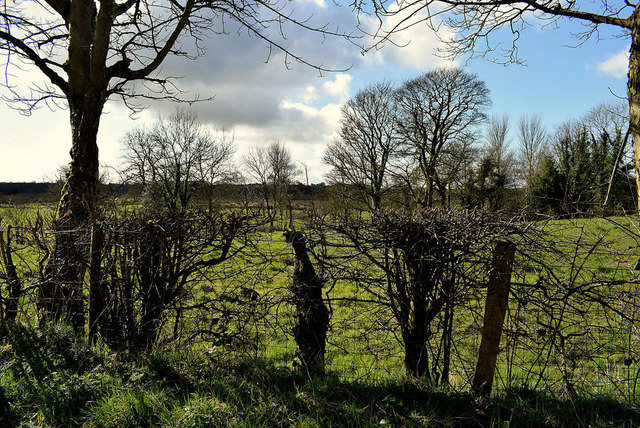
[2,209,640,425]
[0,322,638,427]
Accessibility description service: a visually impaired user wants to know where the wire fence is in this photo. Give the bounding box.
[1,206,640,402]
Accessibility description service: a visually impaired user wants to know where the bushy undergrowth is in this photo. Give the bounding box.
[0,322,638,427]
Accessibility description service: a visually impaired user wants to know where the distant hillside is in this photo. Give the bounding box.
[0,181,328,205]
[0,182,50,195]
[0,182,132,204]
[0,182,53,204]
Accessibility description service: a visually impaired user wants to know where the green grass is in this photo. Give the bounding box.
[115,213,640,395]
[0,322,638,427]
[3,209,640,424]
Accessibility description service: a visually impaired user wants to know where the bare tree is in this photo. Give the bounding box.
[395,68,490,208]
[324,81,399,211]
[0,1,346,224]
[584,102,628,141]
[244,141,299,227]
[121,108,235,212]
[435,137,478,207]
[363,0,640,208]
[244,146,273,218]
[518,115,548,199]
[318,209,514,381]
[465,115,516,210]
[0,0,346,326]
[90,208,251,351]
[484,115,516,187]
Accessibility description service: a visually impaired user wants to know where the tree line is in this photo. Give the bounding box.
[324,68,636,215]
[2,178,638,395]
[115,79,635,219]
[3,85,634,219]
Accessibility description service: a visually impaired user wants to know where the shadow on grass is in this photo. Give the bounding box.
[0,322,638,427]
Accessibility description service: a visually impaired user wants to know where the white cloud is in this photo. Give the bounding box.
[230,73,349,182]
[0,3,357,183]
[298,74,353,104]
[0,0,451,183]
[298,0,327,8]
[596,50,629,79]
[361,1,456,71]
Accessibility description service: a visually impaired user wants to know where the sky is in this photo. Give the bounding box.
[0,0,631,184]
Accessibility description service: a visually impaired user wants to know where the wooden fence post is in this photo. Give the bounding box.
[472,240,516,394]
[88,222,105,342]
[0,225,22,321]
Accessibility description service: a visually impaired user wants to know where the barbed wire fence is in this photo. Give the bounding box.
[1,206,640,403]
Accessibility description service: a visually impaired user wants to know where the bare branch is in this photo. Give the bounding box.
[0,29,68,96]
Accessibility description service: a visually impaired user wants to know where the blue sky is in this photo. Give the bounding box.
[0,1,631,183]
[470,20,628,127]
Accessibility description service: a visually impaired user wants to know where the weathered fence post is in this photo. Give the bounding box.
[284,230,329,377]
[0,224,22,321]
[88,222,105,342]
[473,240,516,394]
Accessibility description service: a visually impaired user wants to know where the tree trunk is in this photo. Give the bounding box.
[40,98,104,332]
[403,291,431,379]
[371,193,382,211]
[403,331,430,379]
[137,223,166,351]
[628,11,640,210]
[38,0,108,333]
[0,226,22,321]
[285,230,329,377]
[440,277,455,385]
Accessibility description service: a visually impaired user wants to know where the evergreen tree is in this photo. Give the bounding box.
[530,154,563,214]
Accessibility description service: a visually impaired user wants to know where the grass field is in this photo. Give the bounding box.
[1,322,638,427]
[1,206,640,425]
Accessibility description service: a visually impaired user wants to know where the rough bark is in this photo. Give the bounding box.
[0,226,22,321]
[285,230,329,377]
[38,0,107,331]
[403,290,431,379]
[40,95,105,331]
[136,222,166,351]
[401,255,443,380]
